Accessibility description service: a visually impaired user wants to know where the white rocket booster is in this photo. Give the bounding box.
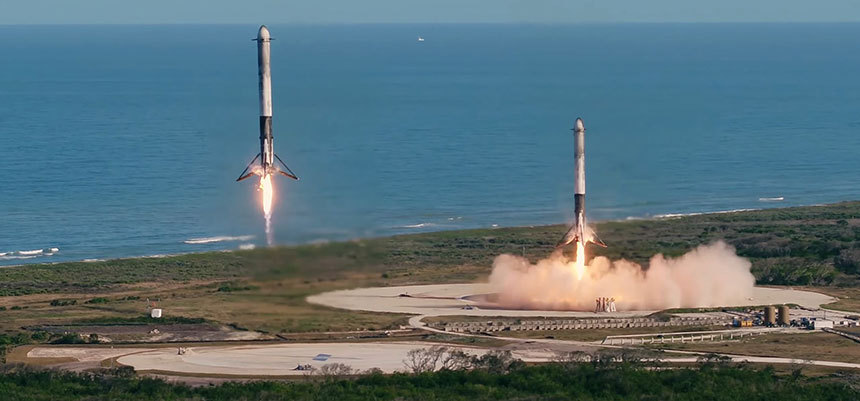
[557,117,606,248]
[237,25,298,182]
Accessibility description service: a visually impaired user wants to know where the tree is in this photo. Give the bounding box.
[554,350,593,372]
[403,346,448,373]
[318,363,355,378]
[472,350,523,374]
[440,348,475,371]
[361,367,384,375]
[696,352,732,369]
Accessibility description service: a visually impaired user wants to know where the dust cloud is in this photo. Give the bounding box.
[487,241,755,311]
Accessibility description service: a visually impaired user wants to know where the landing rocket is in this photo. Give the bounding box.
[237,25,299,182]
[557,118,606,248]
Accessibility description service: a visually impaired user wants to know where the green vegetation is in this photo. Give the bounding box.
[648,332,860,365]
[50,333,89,345]
[0,360,856,400]
[1,202,857,297]
[85,298,110,304]
[591,202,860,286]
[809,286,860,313]
[0,252,249,297]
[1,203,859,399]
[48,299,77,307]
[0,202,857,334]
[215,282,260,293]
[381,201,860,287]
[75,316,207,326]
[0,333,33,362]
[0,331,100,363]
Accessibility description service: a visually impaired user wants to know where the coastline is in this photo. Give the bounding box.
[2,200,857,269]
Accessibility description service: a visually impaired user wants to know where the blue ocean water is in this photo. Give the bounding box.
[1,24,859,265]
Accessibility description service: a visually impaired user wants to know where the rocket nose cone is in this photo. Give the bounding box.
[258,25,271,40]
[574,118,585,132]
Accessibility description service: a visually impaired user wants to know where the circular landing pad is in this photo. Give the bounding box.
[307,283,836,317]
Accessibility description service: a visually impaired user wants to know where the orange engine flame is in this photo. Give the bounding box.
[573,240,586,280]
[259,173,274,218]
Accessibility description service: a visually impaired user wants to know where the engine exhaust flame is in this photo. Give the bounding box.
[259,174,274,246]
[573,240,586,280]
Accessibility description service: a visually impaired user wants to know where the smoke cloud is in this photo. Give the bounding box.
[487,241,755,311]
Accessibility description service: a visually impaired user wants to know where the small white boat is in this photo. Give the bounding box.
[758,197,785,202]
[417,36,425,42]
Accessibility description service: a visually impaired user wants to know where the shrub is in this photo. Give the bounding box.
[52,334,85,344]
[835,248,860,275]
[216,282,259,293]
[49,299,77,307]
[85,297,110,304]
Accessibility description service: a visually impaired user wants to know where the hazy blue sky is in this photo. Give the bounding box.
[3,0,860,24]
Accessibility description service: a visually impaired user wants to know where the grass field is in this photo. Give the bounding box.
[808,286,860,314]
[836,326,860,335]
[0,201,858,337]
[651,331,860,364]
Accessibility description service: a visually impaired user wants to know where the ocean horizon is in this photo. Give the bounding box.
[2,23,859,265]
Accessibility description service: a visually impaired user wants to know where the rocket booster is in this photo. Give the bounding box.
[237,25,298,182]
[557,118,606,248]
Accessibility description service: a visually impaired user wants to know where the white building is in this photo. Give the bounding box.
[811,319,833,329]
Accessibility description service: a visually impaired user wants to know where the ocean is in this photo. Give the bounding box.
[1,23,859,265]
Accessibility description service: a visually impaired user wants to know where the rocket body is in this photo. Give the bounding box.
[258,25,274,171]
[558,118,605,248]
[237,25,298,182]
[573,117,586,241]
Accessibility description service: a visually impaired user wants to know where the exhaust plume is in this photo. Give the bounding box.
[488,240,755,311]
[259,174,274,246]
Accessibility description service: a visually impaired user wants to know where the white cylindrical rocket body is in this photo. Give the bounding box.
[236,25,297,183]
[555,117,589,247]
[573,118,586,229]
[257,25,274,170]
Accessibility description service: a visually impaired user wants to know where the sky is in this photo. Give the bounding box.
[3,0,860,24]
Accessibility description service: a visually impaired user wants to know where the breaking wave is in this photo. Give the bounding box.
[653,208,757,220]
[183,235,254,245]
[0,247,60,260]
[402,223,438,229]
[401,217,463,229]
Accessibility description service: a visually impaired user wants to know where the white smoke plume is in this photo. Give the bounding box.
[487,241,755,311]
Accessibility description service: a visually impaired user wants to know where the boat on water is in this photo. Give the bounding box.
[417,36,425,42]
